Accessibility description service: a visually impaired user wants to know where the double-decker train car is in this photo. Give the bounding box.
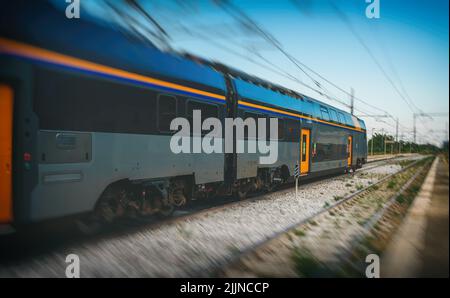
[231,75,367,190]
[0,1,366,230]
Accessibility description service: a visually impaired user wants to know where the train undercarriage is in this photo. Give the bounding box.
[76,165,292,232]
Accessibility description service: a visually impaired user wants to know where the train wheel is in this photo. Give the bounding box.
[75,215,104,236]
[237,189,247,200]
[357,159,363,168]
[158,204,174,217]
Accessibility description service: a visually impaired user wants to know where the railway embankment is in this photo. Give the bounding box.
[0,156,420,277]
[382,155,449,277]
[218,156,434,277]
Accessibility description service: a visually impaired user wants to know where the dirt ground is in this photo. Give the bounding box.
[420,157,449,277]
[382,156,449,278]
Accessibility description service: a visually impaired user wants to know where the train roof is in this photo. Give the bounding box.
[1,1,365,130]
[190,57,365,129]
[0,1,226,94]
[232,75,364,128]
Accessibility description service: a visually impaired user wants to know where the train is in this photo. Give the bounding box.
[0,1,367,231]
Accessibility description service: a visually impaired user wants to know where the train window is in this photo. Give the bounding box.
[244,112,259,139]
[301,134,307,161]
[243,112,283,140]
[276,118,284,140]
[344,114,354,127]
[286,119,299,141]
[320,106,330,121]
[329,109,338,122]
[187,100,219,119]
[301,100,314,117]
[313,143,348,162]
[265,116,284,140]
[157,94,177,133]
[187,100,219,135]
[338,112,346,124]
[358,119,366,130]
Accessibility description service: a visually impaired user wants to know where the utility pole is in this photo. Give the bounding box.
[381,128,386,155]
[395,118,399,155]
[350,88,354,115]
[413,113,417,144]
[356,114,392,155]
[395,118,399,142]
[385,139,395,155]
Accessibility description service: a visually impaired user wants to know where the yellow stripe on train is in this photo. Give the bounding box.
[0,37,226,101]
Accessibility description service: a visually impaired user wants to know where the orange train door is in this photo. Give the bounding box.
[300,129,310,175]
[347,136,353,167]
[0,84,13,223]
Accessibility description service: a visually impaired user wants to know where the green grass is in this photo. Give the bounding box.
[294,229,306,237]
[387,180,397,189]
[396,194,406,204]
[227,244,241,256]
[398,160,414,168]
[334,195,344,201]
[355,184,364,190]
[292,249,336,277]
[286,233,293,242]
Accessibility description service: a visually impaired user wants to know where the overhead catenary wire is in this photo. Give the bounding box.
[215,2,410,115]
[214,0,337,99]
[109,0,439,145]
[175,26,349,106]
[133,0,412,131]
[214,0,417,132]
[329,1,421,114]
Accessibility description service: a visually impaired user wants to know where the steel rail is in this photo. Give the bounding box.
[210,155,430,277]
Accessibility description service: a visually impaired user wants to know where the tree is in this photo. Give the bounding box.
[367,133,441,155]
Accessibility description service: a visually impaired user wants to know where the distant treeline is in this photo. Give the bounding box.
[368,133,446,155]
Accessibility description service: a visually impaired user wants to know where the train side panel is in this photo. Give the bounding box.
[31,132,225,221]
[1,54,228,223]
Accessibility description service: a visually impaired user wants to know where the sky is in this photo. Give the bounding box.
[57,0,449,146]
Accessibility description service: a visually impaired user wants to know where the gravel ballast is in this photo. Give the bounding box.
[0,156,423,277]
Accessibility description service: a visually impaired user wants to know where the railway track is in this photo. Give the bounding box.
[0,154,424,277]
[217,156,433,277]
[80,154,413,239]
[130,155,414,226]
[68,154,413,237]
[1,155,404,245]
